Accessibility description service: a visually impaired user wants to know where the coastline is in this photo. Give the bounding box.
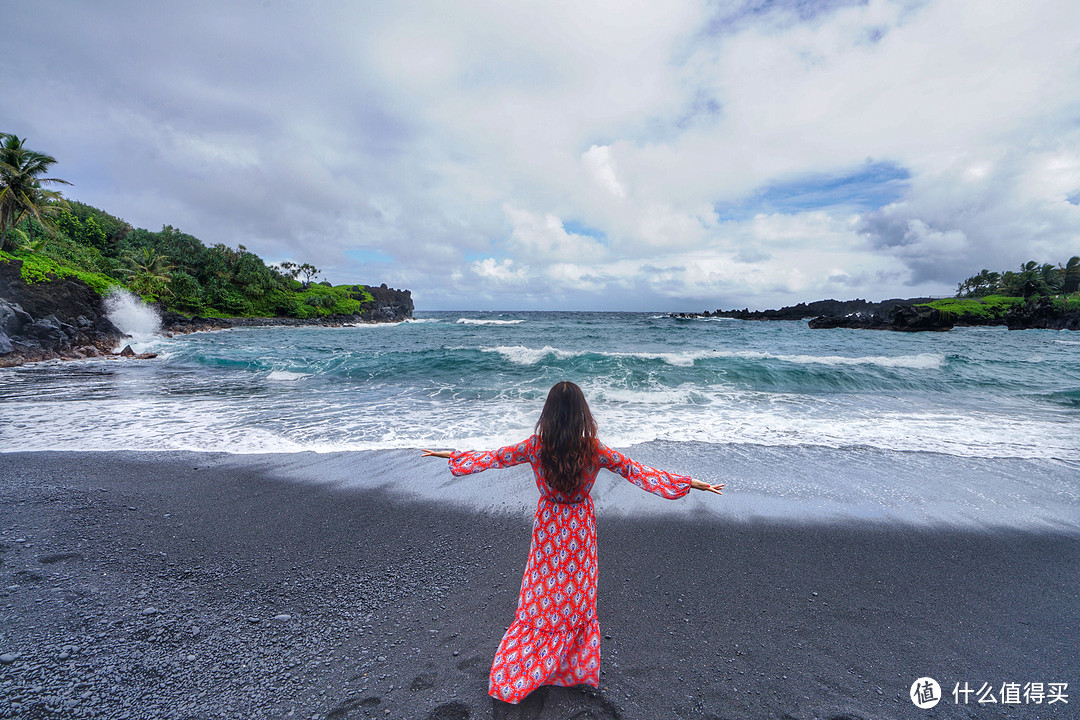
[0,255,414,367]
[2,451,1077,719]
[671,296,1080,332]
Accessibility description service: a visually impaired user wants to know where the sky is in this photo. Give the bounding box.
[3,0,1079,311]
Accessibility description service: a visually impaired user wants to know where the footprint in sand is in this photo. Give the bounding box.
[538,686,622,720]
[427,702,470,720]
[455,655,489,679]
[325,695,380,719]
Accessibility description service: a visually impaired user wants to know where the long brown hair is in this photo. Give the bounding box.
[536,381,597,494]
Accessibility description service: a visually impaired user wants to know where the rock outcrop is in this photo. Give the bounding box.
[673,297,941,322]
[0,258,126,366]
[807,296,1080,332]
[1005,296,1080,330]
[808,304,955,331]
[358,284,413,323]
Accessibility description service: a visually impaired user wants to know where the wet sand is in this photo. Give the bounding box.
[1,451,1077,719]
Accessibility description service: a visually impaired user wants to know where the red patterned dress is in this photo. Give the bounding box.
[449,435,691,704]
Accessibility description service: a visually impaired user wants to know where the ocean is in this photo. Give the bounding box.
[2,310,1078,528]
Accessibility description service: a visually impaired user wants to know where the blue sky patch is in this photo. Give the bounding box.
[563,221,608,242]
[715,161,910,220]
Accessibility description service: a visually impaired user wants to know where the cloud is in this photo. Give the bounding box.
[1,0,1078,309]
[471,258,528,284]
[582,145,626,198]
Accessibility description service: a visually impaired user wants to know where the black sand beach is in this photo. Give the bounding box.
[1,451,1077,719]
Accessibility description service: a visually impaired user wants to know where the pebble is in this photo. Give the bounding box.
[273,614,292,622]
[0,652,18,664]
[141,607,159,616]
[186,654,197,661]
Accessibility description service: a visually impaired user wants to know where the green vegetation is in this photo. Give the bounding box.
[956,258,1080,299]
[928,258,1080,321]
[0,249,119,295]
[0,133,381,319]
[918,295,1026,321]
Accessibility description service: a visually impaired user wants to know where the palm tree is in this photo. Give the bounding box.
[6,225,46,253]
[0,134,71,252]
[1061,256,1080,297]
[122,247,175,298]
[1016,260,1051,298]
[1039,263,1063,296]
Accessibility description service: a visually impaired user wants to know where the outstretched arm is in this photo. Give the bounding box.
[598,443,722,499]
[424,436,538,476]
[421,449,453,458]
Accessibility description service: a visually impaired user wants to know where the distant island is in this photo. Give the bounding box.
[672,259,1080,332]
[0,133,411,366]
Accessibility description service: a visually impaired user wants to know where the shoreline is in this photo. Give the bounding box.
[2,451,1077,718]
[3,445,1077,531]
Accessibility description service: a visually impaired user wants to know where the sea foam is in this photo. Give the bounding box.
[456,318,525,325]
[482,345,945,370]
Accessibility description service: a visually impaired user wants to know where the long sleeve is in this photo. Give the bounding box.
[449,435,538,476]
[597,442,692,499]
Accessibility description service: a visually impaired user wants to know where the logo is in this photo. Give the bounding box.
[911,677,942,709]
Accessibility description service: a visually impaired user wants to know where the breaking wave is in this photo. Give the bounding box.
[457,318,525,325]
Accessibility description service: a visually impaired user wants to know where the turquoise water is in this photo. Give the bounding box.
[1,311,1077,460]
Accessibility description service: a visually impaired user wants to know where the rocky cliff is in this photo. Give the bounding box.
[359,283,413,323]
[0,258,126,367]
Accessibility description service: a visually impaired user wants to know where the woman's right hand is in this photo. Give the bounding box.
[690,478,724,495]
[421,449,454,458]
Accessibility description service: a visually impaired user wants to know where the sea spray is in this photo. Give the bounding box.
[105,290,161,351]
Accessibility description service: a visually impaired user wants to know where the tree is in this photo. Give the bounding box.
[122,246,175,298]
[5,225,44,253]
[1060,256,1080,296]
[1038,263,1063,296]
[956,268,1001,297]
[1000,261,1054,298]
[298,262,320,286]
[275,260,300,280]
[0,134,71,251]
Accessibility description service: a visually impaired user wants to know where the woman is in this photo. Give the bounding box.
[422,381,723,705]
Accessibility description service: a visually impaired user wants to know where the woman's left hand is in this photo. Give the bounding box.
[690,478,724,495]
[421,449,454,458]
